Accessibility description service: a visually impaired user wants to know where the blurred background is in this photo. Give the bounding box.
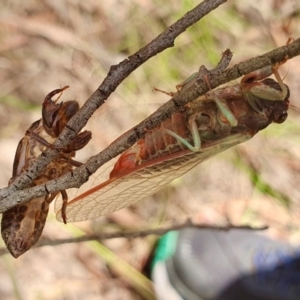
[0,0,300,299]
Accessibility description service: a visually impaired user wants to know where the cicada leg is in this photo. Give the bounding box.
[176,49,233,91]
[272,38,293,100]
[201,73,238,127]
[152,87,175,97]
[208,92,238,127]
[162,114,201,152]
[175,66,212,91]
[60,190,68,224]
[27,129,91,153]
[241,62,289,113]
[271,62,288,100]
[162,81,239,152]
[175,72,198,91]
[161,107,240,154]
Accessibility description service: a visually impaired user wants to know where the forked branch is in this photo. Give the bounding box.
[0,0,227,211]
[0,0,300,214]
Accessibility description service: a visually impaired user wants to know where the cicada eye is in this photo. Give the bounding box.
[274,112,288,124]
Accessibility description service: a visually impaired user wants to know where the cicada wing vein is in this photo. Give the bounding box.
[54,156,119,216]
[55,133,250,222]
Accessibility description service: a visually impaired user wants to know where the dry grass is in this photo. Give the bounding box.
[0,0,300,299]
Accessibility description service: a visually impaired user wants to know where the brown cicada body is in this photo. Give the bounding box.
[2,87,91,258]
[55,65,289,222]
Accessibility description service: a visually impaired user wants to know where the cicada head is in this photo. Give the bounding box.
[42,87,79,137]
[242,78,289,124]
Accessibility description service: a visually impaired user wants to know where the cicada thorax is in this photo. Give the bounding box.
[1,87,91,258]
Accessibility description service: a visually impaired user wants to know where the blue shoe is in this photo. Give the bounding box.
[151,228,300,300]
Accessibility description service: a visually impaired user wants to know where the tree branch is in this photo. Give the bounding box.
[0,220,268,255]
[1,0,300,214]
[0,37,300,213]
[0,0,227,209]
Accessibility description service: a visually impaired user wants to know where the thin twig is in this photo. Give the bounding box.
[35,222,269,246]
[0,220,268,255]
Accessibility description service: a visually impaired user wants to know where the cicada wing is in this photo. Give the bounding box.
[54,156,119,215]
[55,133,250,222]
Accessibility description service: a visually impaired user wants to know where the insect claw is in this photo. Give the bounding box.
[67,131,92,152]
[43,86,69,105]
[60,190,68,224]
[54,86,69,103]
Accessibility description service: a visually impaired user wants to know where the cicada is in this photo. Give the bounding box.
[1,87,91,258]
[55,65,289,222]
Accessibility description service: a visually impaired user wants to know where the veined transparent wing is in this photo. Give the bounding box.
[55,133,250,222]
